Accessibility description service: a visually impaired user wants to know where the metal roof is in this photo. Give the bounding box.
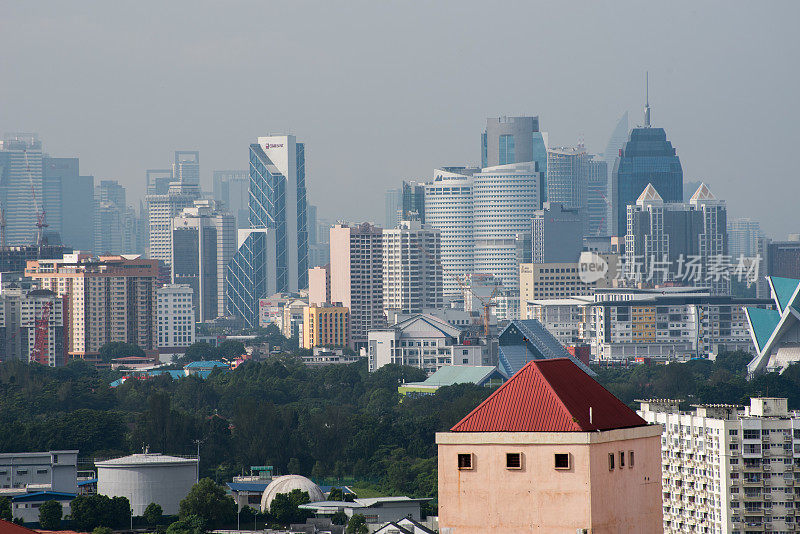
[12,491,76,502]
[498,320,595,377]
[451,358,648,432]
[406,365,505,388]
[226,481,270,492]
[96,453,197,467]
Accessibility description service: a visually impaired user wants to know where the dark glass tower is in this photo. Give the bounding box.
[610,87,683,237]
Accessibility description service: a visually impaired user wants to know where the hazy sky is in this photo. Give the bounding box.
[2,1,798,238]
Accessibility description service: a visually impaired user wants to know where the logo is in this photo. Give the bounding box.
[263,143,284,149]
[579,252,609,284]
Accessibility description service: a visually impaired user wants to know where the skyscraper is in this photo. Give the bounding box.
[610,88,683,237]
[42,156,95,251]
[473,162,540,289]
[546,146,589,212]
[424,167,478,295]
[401,181,426,223]
[482,116,548,204]
[146,169,173,195]
[586,156,609,236]
[603,111,629,183]
[94,180,127,255]
[226,135,309,327]
[212,170,249,229]
[0,134,43,245]
[382,220,443,314]
[531,202,584,264]
[146,182,202,266]
[173,151,200,185]
[172,200,236,322]
[384,188,402,229]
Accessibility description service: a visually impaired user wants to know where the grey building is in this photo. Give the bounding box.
[482,116,548,203]
[43,157,95,252]
[94,180,127,255]
[384,187,402,229]
[0,450,78,493]
[173,151,200,185]
[172,200,236,322]
[146,169,173,195]
[625,183,728,294]
[531,202,583,264]
[212,169,249,229]
[546,146,589,213]
[586,156,609,237]
[402,181,426,223]
[0,134,43,245]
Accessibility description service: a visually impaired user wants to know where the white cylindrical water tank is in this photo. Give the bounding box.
[96,453,198,515]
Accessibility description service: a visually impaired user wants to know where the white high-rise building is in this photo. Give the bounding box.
[156,284,195,360]
[639,397,800,534]
[728,218,763,260]
[472,162,540,289]
[424,167,478,295]
[0,134,43,245]
[382,220,443,315]
[146,182,201,266]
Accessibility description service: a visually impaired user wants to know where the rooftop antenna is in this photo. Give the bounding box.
[644,71,651,127]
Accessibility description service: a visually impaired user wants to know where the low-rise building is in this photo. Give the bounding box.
[399,365,506,396]
[437,358,663,533]
[639,397,800,534]
[302,304,349,349]
[524,296,594,345]
[0,451,78,494]
[367,314,482,374]
[299,496,428,524]
[519,257,617,304]
[301,347,361,366]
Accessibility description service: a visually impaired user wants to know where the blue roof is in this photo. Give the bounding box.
[770,277,800,312]
[77,478,97,486]
[746,307,782,352]
[12,491,76,502]
[319,485,355,495]
[226,481,270,492]
[498,320,596,377]
[185,360,228,369]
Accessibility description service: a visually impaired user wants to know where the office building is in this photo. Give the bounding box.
[424,167,478,295]
[531,202,584,264]
[281,297,306,339]
[610,95,682,237]
[0,134,44,245]
[727,218,762,260]
[402,180,426,223]
[625,183,728,294]
[438,358,662,534]
[639,397,800,534]
[302,304,349,349]
[0,244,71,273]
[172,200,236,321]
[382,220,443,315]
[385,188,402,229]
[156,284,195,361]
[519,258,617,303]
[367,313,483,374]
[147,181,202,266]
[603,111,629,184]
[329,222,384,349]
[745,275,800,375]
[546,145,589,212]
[42,156,95,251]
[766,241,800,279]
[473,162,540,289]
[212,170,249,229]
[482,116,547,203]
[308,264,331,307]
[524,296,594,346]
[26,253,158,361]
[146,169,173,195]
[587,156,609,237]
[95,203,123,255]
[173,151,200,185]
[226,135,308,327]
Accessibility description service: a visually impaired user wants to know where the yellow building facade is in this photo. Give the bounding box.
[302,305,349,349]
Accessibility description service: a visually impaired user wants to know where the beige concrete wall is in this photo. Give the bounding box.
[437,427,662,534]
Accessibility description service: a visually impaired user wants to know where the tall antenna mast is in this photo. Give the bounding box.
[644,71,651,127]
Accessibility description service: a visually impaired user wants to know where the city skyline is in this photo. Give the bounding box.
[2,2,798,239]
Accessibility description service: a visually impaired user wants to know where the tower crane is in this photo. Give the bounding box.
[23,148,48,246]
[32,301,52,365]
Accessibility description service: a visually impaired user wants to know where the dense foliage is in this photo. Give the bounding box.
[69,494,131,531]
[38,500,62,530]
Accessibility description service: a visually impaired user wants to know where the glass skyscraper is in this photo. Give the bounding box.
[610,103,682,237]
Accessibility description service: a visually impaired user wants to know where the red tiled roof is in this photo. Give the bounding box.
[450,358,647,432]
[0,520,40,534]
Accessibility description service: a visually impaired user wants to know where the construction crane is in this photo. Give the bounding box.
[32,301,52,365]
[23,148,48,246]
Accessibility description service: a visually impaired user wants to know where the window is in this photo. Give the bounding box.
[608,453,615,471]
[619,451,625,468]
[554,453,570,470]
[506,453,522,469]
[629,450,635,468]
[457,453,472,470]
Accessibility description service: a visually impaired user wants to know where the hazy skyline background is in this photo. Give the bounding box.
[2,1,798,238]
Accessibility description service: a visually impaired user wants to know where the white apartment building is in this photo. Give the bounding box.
[472,162,540,290]
[382,220,443,315]
[367,314,482,374]
[639,398,800,534]
[157,284,195,361]
[0,288,66,366]
[424,167,478,295]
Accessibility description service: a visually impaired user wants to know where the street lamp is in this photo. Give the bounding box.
[130,506,133,531]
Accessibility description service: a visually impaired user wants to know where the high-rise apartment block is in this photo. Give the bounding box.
[212,170,249,229]
[226,135,309,327]
[156,284,195,360]
[302,304,349,349]
[308,264,331,307]
[172,200,235,322]
[531,202,584,264]
[625,183,728,294]
[382,220,443,315]
[0,287,65,366]
[329,223,384,349]
[26,253,158,361]
[639,397,800,534]
[610,100,683,237]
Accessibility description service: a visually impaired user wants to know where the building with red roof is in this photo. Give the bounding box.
[436,358,663,533]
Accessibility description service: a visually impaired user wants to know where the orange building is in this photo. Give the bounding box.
[436,358,663,533]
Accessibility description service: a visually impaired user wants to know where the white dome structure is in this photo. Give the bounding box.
[260,475,324,512]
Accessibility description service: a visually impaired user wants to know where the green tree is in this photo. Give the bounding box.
[92,528,113,534]
[331,510,348,525]
[166,514,205,534]
[143,502,163,527]
[38,499,62,530]
[109,496,131,528]
[98,341,145,362]
[0,496,11,520]
[217,340,245,360]
[183,343,221,362]
[327,487,344,502]
[269,489,312,525]
[179,478,235,529]
[346,513,368,534]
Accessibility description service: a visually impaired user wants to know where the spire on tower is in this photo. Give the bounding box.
[644,71,651,127]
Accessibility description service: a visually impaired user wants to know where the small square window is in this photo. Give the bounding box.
[608,453,615,471]
[554,453,570,470]
[457,453,472,470]
[619,451,625,468]
[629,450,635,468]
[506,453,522,469]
